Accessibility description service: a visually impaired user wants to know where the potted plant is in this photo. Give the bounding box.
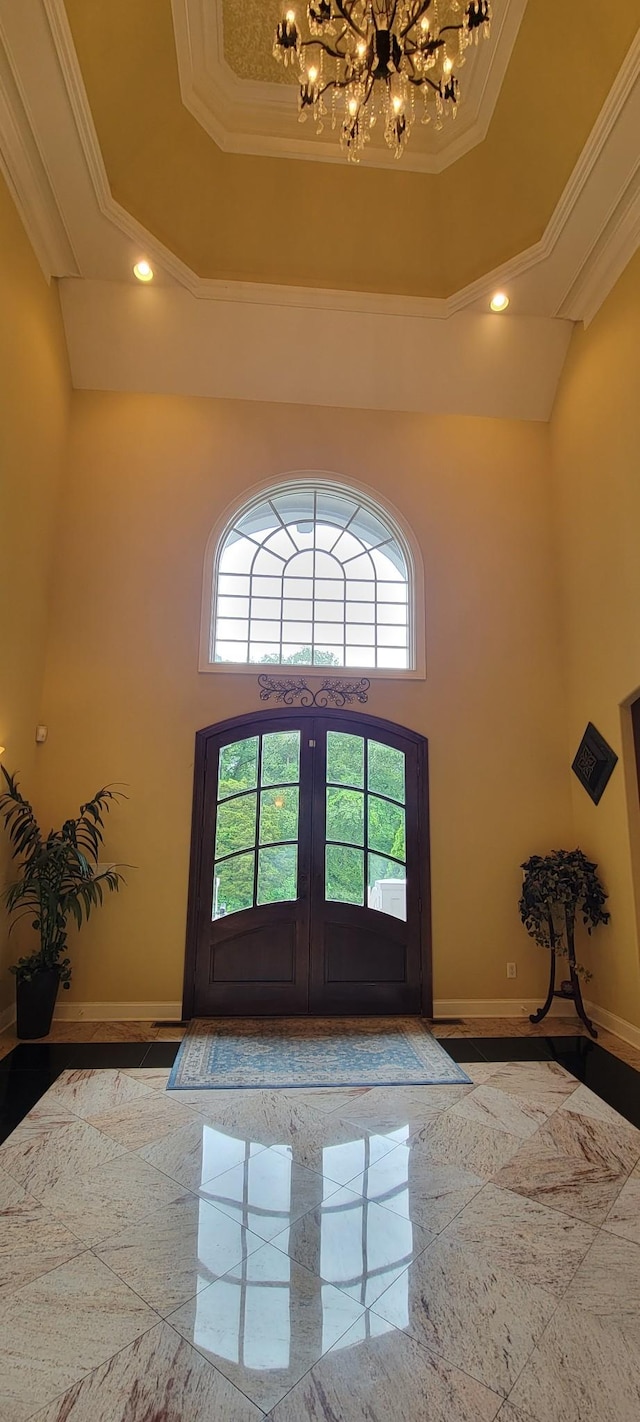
[519,848,609,1039]
[0,767,125,1039]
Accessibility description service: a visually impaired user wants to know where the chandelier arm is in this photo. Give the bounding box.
[333,0,366,41]
[403,35,444,57]
[407,72,442,92]
[399,0,432,40]
[299,36,351,62]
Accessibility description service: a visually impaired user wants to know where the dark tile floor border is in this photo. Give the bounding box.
[1,1036,639,1144]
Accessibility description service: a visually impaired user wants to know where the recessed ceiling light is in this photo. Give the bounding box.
[133,260,154,283]
[490,292,509,312]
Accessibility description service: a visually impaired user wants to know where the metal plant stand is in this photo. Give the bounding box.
[530,916,598,1038]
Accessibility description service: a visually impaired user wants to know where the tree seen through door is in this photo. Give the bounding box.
[212,729,407,920]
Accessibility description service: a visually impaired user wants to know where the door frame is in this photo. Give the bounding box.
[181,707,432,1018]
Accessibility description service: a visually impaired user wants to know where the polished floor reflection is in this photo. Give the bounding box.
[0,1056,639,1419]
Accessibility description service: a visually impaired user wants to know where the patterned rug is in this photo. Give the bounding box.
[167,1017,470,1090]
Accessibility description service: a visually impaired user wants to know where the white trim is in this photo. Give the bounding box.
[583,1001,640,1052]
[561,174,640,327]
[0,1003,16,1034]
[0,14,78,280]
[171,0,528,175]
[53,1001,182,1022]
[199,471,427,680]
[433,999,571,1019]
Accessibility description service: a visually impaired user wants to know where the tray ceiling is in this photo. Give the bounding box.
[59,0,639,300]
[173,0,529,172]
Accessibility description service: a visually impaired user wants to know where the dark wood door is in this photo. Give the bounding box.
[183,710,430,1017]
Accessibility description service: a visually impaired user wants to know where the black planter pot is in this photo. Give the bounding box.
[16,968,60,1039]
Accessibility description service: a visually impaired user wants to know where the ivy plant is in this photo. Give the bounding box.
[519,848,609,982]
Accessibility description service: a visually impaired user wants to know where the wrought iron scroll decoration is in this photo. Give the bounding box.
[257,675,370,708]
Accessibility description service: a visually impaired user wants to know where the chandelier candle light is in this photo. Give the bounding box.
[273,1,491,161]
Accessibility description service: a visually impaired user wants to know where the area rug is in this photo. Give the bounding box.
[167,1017,470,1090]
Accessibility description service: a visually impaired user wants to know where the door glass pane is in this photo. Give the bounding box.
[261,730,300,787]
[213,851,255,918]
[367,796,405,861]
[259,786,299,846]
[218,737,259,798]
[367,740,405,804]
[257,844,298,905]
[326,732,364,789]
[368,854,407,921]
[326,787,364,847]
[215,793,257,860]
[326,845,364,906]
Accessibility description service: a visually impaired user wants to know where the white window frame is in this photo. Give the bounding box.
[199,472,426,680]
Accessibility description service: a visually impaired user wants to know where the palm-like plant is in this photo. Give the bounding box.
[0,766,125,988]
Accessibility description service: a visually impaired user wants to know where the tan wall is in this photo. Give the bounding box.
[0,174,70,1013]
[37,392,572,1009]
[551,249,640,1030]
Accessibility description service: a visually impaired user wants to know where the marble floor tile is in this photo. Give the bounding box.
[168,1239,366,1412]
[189,1091,399,1185]
[406,1109,524,1178]
[508,1295,640,1422]
[267,1116,400,1186]
[0,1105,126,1198]
[88,1021,158,1042]
[30,1321,262,1421]
[564,1230,640,1319]
[280,1086,374,1114]
[496,1406,536,1422]
[603,1162,640,1245]
[345,1140,484,1233]
[0,1250,158,1422]
[0,1195,84,1295]
[95,1192,266,1315]
[338,1082,473,1136]
[372,1231,556,1397]
[42,1067,157,1119]
[443,1183,597,1298]
[140,1115,268,1192]
[200,1147,342,1242]
[559,1082,640,1135]
[36,1149,188,1246]
[268,1319,502,1422]
[446,1084,553,1139]
[0,1164,27,1209]
[86,1091,198,1149]
[271,1183,435,1306]
[30,1022,100,1042]
[121,1065,172,1090]
[471,1061,577,1102]
[493,1104,640,1225]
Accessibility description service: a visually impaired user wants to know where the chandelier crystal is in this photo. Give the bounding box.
[273,2,492,161]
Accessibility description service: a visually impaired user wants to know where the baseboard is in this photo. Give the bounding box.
[53,1001,183,1022]
[584,1001,640,1051]
[433,998,569,1019]
[5,995,640,1050]
[0,1003,16,1034]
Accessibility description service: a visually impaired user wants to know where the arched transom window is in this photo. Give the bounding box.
[210,483,414,671]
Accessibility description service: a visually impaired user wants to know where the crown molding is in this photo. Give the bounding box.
[171,0,528,175]
[0,11,77,280]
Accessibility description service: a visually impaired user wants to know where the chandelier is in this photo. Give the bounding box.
[273,2,491,161]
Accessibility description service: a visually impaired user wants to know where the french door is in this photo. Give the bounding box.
[183,710,430,1016]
